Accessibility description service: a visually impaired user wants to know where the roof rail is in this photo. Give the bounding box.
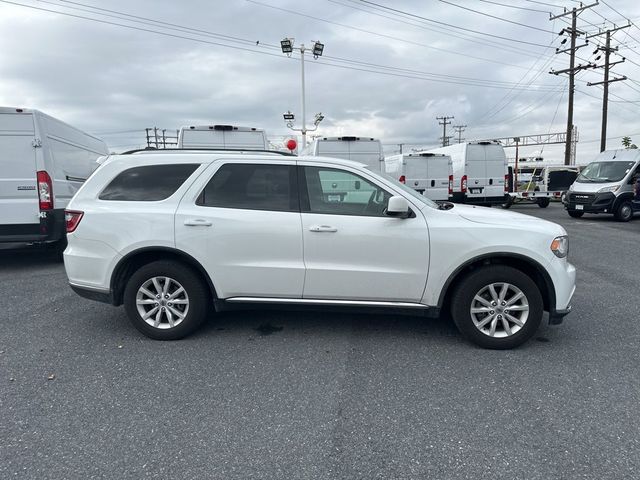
[119,147,295,156]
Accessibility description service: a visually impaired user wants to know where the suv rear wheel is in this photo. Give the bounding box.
[123,260,209,340]
[451,266,543,349]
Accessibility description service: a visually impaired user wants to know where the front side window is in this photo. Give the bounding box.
[197,163,297,212]
[302,166,392,216]
[99,164,199,201]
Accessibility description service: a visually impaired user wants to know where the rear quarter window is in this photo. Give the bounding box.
[99,164,199,201]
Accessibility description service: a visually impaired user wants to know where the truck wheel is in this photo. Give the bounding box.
[501,197,514,209]
[123,260,209,340]
[451,266,543,349]
[568,210,584,218]
[614,201,633,222]
[537,198,550,208]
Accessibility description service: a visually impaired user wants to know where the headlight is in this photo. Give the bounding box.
[550,235,569,258]
[598,185,620,193]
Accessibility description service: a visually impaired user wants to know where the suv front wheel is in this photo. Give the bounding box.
[123,260,209,340]
[451,266,543,349]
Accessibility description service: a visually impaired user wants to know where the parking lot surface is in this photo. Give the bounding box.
[1,203,639,479]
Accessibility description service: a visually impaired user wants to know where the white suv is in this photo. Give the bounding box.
[64,150,576,349]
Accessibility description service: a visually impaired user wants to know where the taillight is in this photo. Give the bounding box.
[65,210,83,233]
[448,175,453,195]
[504,174,509,193]
[37,170,53,210]
[461,175,468,194]
[398,175,406,184]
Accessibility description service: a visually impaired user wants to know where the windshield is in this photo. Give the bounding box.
[375,170,439,209]
[577,161,635,183]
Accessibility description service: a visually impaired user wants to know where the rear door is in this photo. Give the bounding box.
[175,159,304,299]
[223,130,265,150]
[0,112,39,227]
[483,144,507,198]
[465,143,487,200]
[426,157,451,201]
[404,156,429,193]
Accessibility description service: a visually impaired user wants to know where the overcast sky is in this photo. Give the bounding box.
[1,0,639,163]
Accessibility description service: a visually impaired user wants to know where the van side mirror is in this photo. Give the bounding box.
[386,196,410,218]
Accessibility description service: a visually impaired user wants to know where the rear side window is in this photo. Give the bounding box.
[197,163,297,212]
[99,164,199,201]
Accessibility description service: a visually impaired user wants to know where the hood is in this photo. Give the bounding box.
[569,180,622,194]
[451,204,564,234]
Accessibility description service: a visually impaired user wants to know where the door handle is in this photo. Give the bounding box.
[309,225,337,233]
[184,219,212,227]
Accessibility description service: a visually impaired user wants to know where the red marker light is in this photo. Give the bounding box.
[286,139,297,151]
[398,175,406,184]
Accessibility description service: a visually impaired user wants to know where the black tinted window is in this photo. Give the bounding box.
[99,164,199,201]
[197,163,297,212]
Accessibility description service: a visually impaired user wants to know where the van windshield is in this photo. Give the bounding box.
[577,161,635,183]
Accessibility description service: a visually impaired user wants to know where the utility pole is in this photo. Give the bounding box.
[453,124,467,144]
[436,116,454,147]
[587,24,630,152]
[550,2,597,165]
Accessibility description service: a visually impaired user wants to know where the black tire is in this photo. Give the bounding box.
[614,200,633,222]
[123,260,209,340]
[568,210,584,218]
[537,198,550,208]
[450,265,543,349]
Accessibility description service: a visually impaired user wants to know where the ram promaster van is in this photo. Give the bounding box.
[566,149,640,221]
[177,125,268,150]
[0,107,108,248]
[424,141,508,206]
[384,152,452,201]
[305,136,385,171]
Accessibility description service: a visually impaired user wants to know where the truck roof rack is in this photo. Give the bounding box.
[119,148,295,156]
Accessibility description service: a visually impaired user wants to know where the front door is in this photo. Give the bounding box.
[299,165,430,303]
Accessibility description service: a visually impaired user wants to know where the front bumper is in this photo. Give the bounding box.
[546,258,576,325]
[565,192,615,213]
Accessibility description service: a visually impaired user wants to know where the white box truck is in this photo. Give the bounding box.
[305,136,385,171]
[177,125,268,150]
[424,141,508,206]
[384,152,452,201]
[0,107,108,248]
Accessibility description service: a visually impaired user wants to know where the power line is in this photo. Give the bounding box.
[477,0,550,14]
[357,0,550,47]
[438,0,555,33]
[248,0,549,71]
[329,0,546,58]
[0,0,562,91]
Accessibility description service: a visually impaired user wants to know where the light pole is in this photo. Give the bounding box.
[281,38,325,147]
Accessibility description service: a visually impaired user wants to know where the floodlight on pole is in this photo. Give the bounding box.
[281,37,325,147]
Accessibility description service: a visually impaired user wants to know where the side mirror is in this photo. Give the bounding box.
[386,195,410,218]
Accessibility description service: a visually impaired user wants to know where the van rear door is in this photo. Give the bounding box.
[0,112,39,230]
[465,143,487,200]
[484,144,507,198]
[426,156,451,201]
[404,156,429,193]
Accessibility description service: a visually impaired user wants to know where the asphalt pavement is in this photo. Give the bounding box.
[1,203,639,479]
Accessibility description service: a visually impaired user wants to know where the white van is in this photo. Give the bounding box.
[177,125,268,150]
[565,149,640,221]
[305,136,384,171]
[0,107,108,248]
[424,141,508,206]
[384,152,452,201]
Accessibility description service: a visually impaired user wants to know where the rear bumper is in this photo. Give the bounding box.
[69,282,114,305]
[0,209,65,244]
[451,193,509,205]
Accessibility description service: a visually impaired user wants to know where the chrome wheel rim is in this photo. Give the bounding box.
[135,276,189,329]
[470,282,529,338]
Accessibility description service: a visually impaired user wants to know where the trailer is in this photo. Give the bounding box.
[504,164,579,208]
